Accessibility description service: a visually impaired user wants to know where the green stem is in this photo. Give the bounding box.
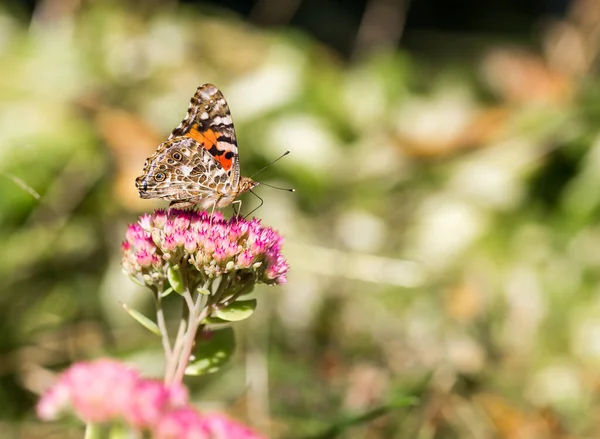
[171,289,205,385]
[155,285,172,383]
[167,270,234,385]
[165,318,187,385]
[171,283,215,385]
[84,423,102,439]
[168,260,196,385]
[210,276,229,306]
[108,423,141,439]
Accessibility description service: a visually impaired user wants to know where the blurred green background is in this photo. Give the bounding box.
[2,0,600,437]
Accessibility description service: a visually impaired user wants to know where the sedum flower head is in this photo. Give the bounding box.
[122,209,289,289]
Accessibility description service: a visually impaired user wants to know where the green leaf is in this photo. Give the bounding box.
[210,276,223,295]
[167,266,185,294]
[213,299,257,322]
[129,275,145,287]
[161,287,174,298]
[185,327,235,375]
[120,302,161,336]
[302,395,419,439]
[197,287,210,295]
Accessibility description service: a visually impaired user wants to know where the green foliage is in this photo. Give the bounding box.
[185,328,235,376]
[213,299,257,322]
[120,302,161,336]
[167,266,185,295]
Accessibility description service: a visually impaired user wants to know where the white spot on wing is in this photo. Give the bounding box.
[217,141,236,153]
[213,115,232,125]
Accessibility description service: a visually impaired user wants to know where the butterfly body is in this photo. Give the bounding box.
[136,84,258,210]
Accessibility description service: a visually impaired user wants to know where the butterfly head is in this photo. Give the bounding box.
[135,164,167,199]
[136,175,150,198]
[239,176,259,194]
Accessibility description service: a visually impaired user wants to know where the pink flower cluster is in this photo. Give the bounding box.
[156,409,264,439]
[122,209,289,287]
[37,359,265,439]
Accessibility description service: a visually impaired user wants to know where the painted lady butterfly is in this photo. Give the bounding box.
[136,84,258,211]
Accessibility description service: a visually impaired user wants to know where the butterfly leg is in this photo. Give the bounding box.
[231,200,243,218]
[244,190,263,218]
[208,201,217,227]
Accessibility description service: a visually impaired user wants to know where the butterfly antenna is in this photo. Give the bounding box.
[245,190,264,218]
[258,182,295,192]
[250,150,291,179]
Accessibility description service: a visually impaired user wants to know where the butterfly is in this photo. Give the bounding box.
[136,84,258,211]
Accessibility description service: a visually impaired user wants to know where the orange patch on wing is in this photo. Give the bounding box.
[203,129,219,146]
[185,127,233,171]
[186,127,217,147]
[217,154,233,171]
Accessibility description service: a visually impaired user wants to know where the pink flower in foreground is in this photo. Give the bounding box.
[37,359,139,423]
[125,379,188,428]
[36,377,71,421]
[37,359,185,428]
[201,413,267,439]
[121,209,289,287]
[154,407,210,439]
[155,409,265,439]
[37,359,266,439]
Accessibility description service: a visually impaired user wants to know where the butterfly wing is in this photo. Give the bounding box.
[136,137,231,208]
[169,84,240,188]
